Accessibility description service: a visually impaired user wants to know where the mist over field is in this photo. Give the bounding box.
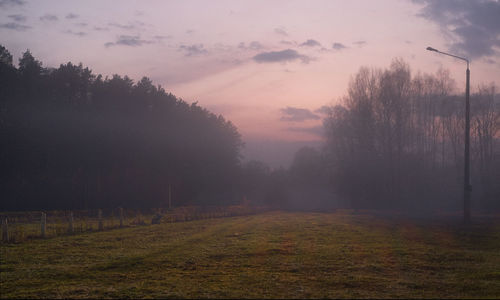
[1,48,498,213]
[1,0,500,298]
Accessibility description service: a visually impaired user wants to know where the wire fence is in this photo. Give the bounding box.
[0,205,267,243]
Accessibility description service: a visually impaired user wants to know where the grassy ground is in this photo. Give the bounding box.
[1,210,499,298]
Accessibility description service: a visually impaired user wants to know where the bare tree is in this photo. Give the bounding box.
[471,84,499,206]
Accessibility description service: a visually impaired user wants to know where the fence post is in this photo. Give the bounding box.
[41,212,46,238]
[168,184,172,209]
[1,218,8,242]
[68,211,74,234]
[119,207,124,228]
[98,209,103,231]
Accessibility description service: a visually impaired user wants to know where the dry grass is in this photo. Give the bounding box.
[0,206,262,243]
[1,210,499,298]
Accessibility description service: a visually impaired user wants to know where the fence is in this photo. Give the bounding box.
[0,205,267,243]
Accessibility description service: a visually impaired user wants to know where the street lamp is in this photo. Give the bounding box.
[426,46,471,224]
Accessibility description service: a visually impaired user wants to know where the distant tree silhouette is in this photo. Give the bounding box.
[323,58,500,211]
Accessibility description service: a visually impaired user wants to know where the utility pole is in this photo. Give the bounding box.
[464,64,471,223]
[427,46,471,223]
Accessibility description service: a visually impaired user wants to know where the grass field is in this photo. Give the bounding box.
[1,210,499,298]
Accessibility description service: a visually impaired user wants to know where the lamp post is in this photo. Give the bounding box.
[426,46,471,224]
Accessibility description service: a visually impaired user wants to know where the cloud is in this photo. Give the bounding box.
[186,29,195,34]
[94,26,109,31]
[154,35,172,40]
[280,40,297,46]
[105,35,153,47]
[484,58,496,65]
[108,21,145,31]
[300,39,322,47]
[109,22,134,30]
[64,30,86,37]
[238,41,264,50]
[179,44,208,56]
[0,22,31,31]
[65,13,79,19]
[253,49,311,64]
[280,106,320,122]
[8,14,26,22]
[413,0,500,59]
[0,0,25,7]
[274,27,288,36]
[353,40,367,47]
[314,105,333,115]
[75,22,87,27]
[40,14,58,22]
[287,125,324,136]
[155,56,246,85]
[332,42,347,50]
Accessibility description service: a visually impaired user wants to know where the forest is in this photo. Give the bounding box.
[1,45,499,212]
[0,45,243,210]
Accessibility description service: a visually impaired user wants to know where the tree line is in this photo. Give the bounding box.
[222,58,500,213]
[1,45,498,213]
[321,59,500,211]
[0,45,245,210]
[236,59,500,213]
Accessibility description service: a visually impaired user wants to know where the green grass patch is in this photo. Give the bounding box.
[1,211,499,298]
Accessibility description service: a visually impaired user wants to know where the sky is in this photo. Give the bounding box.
[1,0,500,167]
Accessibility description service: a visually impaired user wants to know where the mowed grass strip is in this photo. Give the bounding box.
[1,211,499,298]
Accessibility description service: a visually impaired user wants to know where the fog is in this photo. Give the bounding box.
[1,45,499,215]
[242,139,321,169]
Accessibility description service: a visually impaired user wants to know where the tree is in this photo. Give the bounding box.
[18,50,42,77]
[0,45,13,66]
[471,84,500,208]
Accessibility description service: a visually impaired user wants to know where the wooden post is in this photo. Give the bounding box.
[41,212,46,238]
[98,209,103,231]
[68,212,74,234]
[2,218,8,242]
[168,184,172,209]
[119,207,124,228]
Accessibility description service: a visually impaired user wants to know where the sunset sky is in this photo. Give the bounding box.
[1,0,499,166]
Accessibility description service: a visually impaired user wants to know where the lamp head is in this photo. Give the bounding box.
[426,46,438,52]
